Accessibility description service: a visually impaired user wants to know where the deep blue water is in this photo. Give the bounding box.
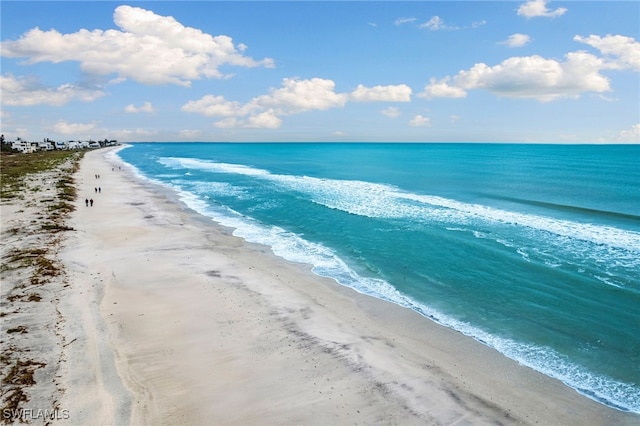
[115,143,640,412]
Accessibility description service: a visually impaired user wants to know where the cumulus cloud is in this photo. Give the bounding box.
[211,110,282,129]
[182,95,248,117]
[419,16,459,31]
[615,124,640,143]
[110,128,156,141]
[419,77,467,99]
[125,101,155,113]
[574,34,640,71]
[409,115,431,127]
[251,78,348,114]
[350,84,412,102]
[185,78,346,129]
[517,0,567,19]
[0,5,274,87]
[244,110,282,129]
[184,78,413,129]
[420,34,639,102]
[1,74,105,106]
[501,33,532,47]
[50,120,97,135]
[381,107,401,118]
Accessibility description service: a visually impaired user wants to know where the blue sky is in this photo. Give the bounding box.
[1,1,638,143]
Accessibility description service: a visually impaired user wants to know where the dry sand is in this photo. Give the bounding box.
[3,147,639,425]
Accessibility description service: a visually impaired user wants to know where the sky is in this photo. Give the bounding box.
[1,0,639,143]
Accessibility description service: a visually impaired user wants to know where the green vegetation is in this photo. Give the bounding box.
[0,150,84,200]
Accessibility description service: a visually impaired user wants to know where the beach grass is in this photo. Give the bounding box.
[0,149,85,421]
[0,150,83,200]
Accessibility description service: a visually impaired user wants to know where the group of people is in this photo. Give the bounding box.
[85,173,102,207]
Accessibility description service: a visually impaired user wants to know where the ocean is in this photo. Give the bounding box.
[115,142,640,413]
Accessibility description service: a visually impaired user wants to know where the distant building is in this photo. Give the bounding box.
[11,140,36,153]
[37,141,54,151]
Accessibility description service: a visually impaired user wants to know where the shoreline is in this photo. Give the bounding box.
[65,147,639,424]
[14,147,638,424]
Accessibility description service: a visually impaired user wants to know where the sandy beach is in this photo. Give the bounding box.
[2,146,638,425]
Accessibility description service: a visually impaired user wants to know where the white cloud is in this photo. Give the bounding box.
[251,78,348,114]
[459,53,609,101]
[110,128,156,141]
[125,101,155,113]
[350,84,412,102]
[421,34,639,102]
[381,107,401,118]
[501,33,532,48]
[394,17,417,26]
[212,112,281,129]
[50,120,97,135]
[212,118,241,129]
[409,115,431,127]
[1,74,105,106]
[188,78,347,129]
[419,16,459,31]
[182,95,247,117]
[517,0,567,19]
[185,79,414,129]
[401,16,483,31]
[615,124,640,143]
[421,31,639,103]
[419,77,467,99]
[574,34,640,71]
[244,110,282,129]
[472,20,488,29]
[0,5,274,87]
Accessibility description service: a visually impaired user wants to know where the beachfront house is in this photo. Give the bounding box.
[11,140,37,153]
[36,141,54,151]
[3,137,117,153]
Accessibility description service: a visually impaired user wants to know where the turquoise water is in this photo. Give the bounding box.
[116,143,640,412]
